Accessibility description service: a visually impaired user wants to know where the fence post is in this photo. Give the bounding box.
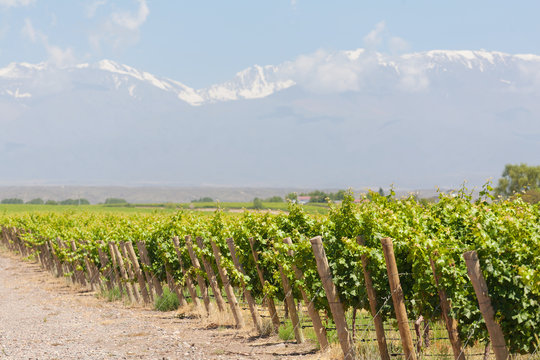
[275,241,304,343]
[70,240,88,287]
[357,236,391,360]
[49,239,64,278]
[172,236,202,309]
[185,236,212,313]
[209,239,245,329]
[136,241,163,298]
[165,263,187,307]
[380,237,417,360]
[463,251,508,360]
[310,236,355,360]
[429,253,465,360]
[110,242,136,303]
[120,242,141,303]
[283,237,328,349]
[108,242,124,294]
[97,241,113,291]
[248,237,281,332]
[125,241,151,304]
[196,237,227,312]
[226,237,263,334]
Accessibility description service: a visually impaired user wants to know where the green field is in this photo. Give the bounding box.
[0,201,329,215]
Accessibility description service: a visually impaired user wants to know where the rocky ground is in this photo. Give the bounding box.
[0,250,322,360]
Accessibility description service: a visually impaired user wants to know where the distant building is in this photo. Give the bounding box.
[297,196,311,204]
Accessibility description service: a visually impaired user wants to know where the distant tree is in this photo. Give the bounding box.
[286,193,297,201]
[26,198,44,205]
[495,163,540,197]
[521,189,540,204]
[192,197,214,203]
[252,197,264,210]
[104,198,128,204]
[331,190,346,201]
[1,198,23,204]
[378,187,385,197]
[265,196,284,203]
[45,200,58,205]
[59,198,90,205]
[306,190,329,203]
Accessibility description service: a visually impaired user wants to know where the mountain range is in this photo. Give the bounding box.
[1,49,539,189]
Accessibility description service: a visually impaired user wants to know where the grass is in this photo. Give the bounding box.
[278,318,295,341]
[0,201,331,215]
[98,285,124,302]
[154,286,180,311]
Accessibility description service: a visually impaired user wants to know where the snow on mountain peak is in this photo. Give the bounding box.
[3,49,540,106]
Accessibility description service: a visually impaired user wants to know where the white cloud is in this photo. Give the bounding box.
[389,36,410,54]
[22,18,39,42]
[21,18,75,67]
[281,47,429,94]
[282,24,422,93]
[363,21,410,55]
[363,21,386,49]
[86,0,107,18]
[0,0,35,7]
[88,0,149,52]
[111,0,149,31]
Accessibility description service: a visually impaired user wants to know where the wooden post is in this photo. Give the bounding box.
[283,238,329,349]
[310,236,355,360]
[89,258,104,290]
[414,315,424,354]
[226,237,263,334]
[59,239,77,284]
[196,237,227,312]
[70,240,88,287]
[165,264,187,307]
[276,241,304,343]
[120,242,141,303]
[49,240,64,278]
[248,237,281,332]
[136,241,161,298]
[357,236,390,360]
[83,254,97,291]
[110,242,136,303]
[429,253,465,360]
[185,236,212,313]
[463,251,508,360]
[125,241,151,304]
[380,237,417,360]
[108,242,124,294]
[172,236,202,309]
[209,239,245,328]
[97,242,113,291]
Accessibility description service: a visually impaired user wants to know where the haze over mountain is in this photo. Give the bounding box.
[1,48,539,189]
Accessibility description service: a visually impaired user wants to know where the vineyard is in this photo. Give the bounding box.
[0,188,539,360]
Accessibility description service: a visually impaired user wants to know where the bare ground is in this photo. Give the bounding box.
[0,250,323,360]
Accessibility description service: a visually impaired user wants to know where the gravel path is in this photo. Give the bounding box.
[0,251,319,360]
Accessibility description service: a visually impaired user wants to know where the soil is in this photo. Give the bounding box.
[0,250,321,360]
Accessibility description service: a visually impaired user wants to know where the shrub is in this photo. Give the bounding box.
[1,198,23,204]
[154,286,179,311]
[26,198,44,204]
[104,198,128,204]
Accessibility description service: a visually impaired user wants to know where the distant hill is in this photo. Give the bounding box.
[1,49,539,188]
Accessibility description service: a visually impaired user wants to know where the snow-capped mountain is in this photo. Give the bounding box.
[0,49,539,188]
[0,58,295,106]
[3,49,540,106]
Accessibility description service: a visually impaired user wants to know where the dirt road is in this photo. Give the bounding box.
[0,251,319,360]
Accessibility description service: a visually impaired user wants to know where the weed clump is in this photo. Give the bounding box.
[154,286,179,311]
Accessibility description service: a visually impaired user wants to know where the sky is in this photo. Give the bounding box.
[1,1,540,88]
